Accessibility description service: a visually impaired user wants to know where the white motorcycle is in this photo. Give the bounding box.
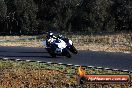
[62,37,78,54]
[42,38,71,58]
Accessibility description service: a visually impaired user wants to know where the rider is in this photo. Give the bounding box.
[54,35,62,43]
[46,31,56,47]
[57,34,69,43]
[46,31,56,39]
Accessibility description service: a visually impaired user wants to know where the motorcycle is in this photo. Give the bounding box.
[62,37,78,54]
[42,38,71,58]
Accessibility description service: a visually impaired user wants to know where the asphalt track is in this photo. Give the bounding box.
[0,46,132,71]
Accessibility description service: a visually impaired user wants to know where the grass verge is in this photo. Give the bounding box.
[0,32,131,53]
[0,59,132,88]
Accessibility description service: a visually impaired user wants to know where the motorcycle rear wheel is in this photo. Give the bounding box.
[46,48,56,58]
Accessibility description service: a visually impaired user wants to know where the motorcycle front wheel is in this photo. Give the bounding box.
[69,45,78,54]
[46,48,56,58]
[63,49,71,58]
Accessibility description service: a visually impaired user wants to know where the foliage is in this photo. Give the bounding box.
[0,0,132,35]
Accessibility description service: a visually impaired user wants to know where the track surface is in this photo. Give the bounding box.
[0,46,132,71]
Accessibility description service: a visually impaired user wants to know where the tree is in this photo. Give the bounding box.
[14,0,38,34]
[111,0,130,31]
[0,0,7,33]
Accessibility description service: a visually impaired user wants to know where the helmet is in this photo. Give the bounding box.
[47,31,53,37]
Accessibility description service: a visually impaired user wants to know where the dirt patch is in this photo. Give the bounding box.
[75,43,132,52]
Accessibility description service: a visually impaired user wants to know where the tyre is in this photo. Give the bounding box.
[46,48,56,58]
[66,52,71,58]
[50,53,56,58]
[63,49,71,58]
[70,45,78,54]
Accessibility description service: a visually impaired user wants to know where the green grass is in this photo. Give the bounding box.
[0,59,131,76]
[0,59,132,87]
